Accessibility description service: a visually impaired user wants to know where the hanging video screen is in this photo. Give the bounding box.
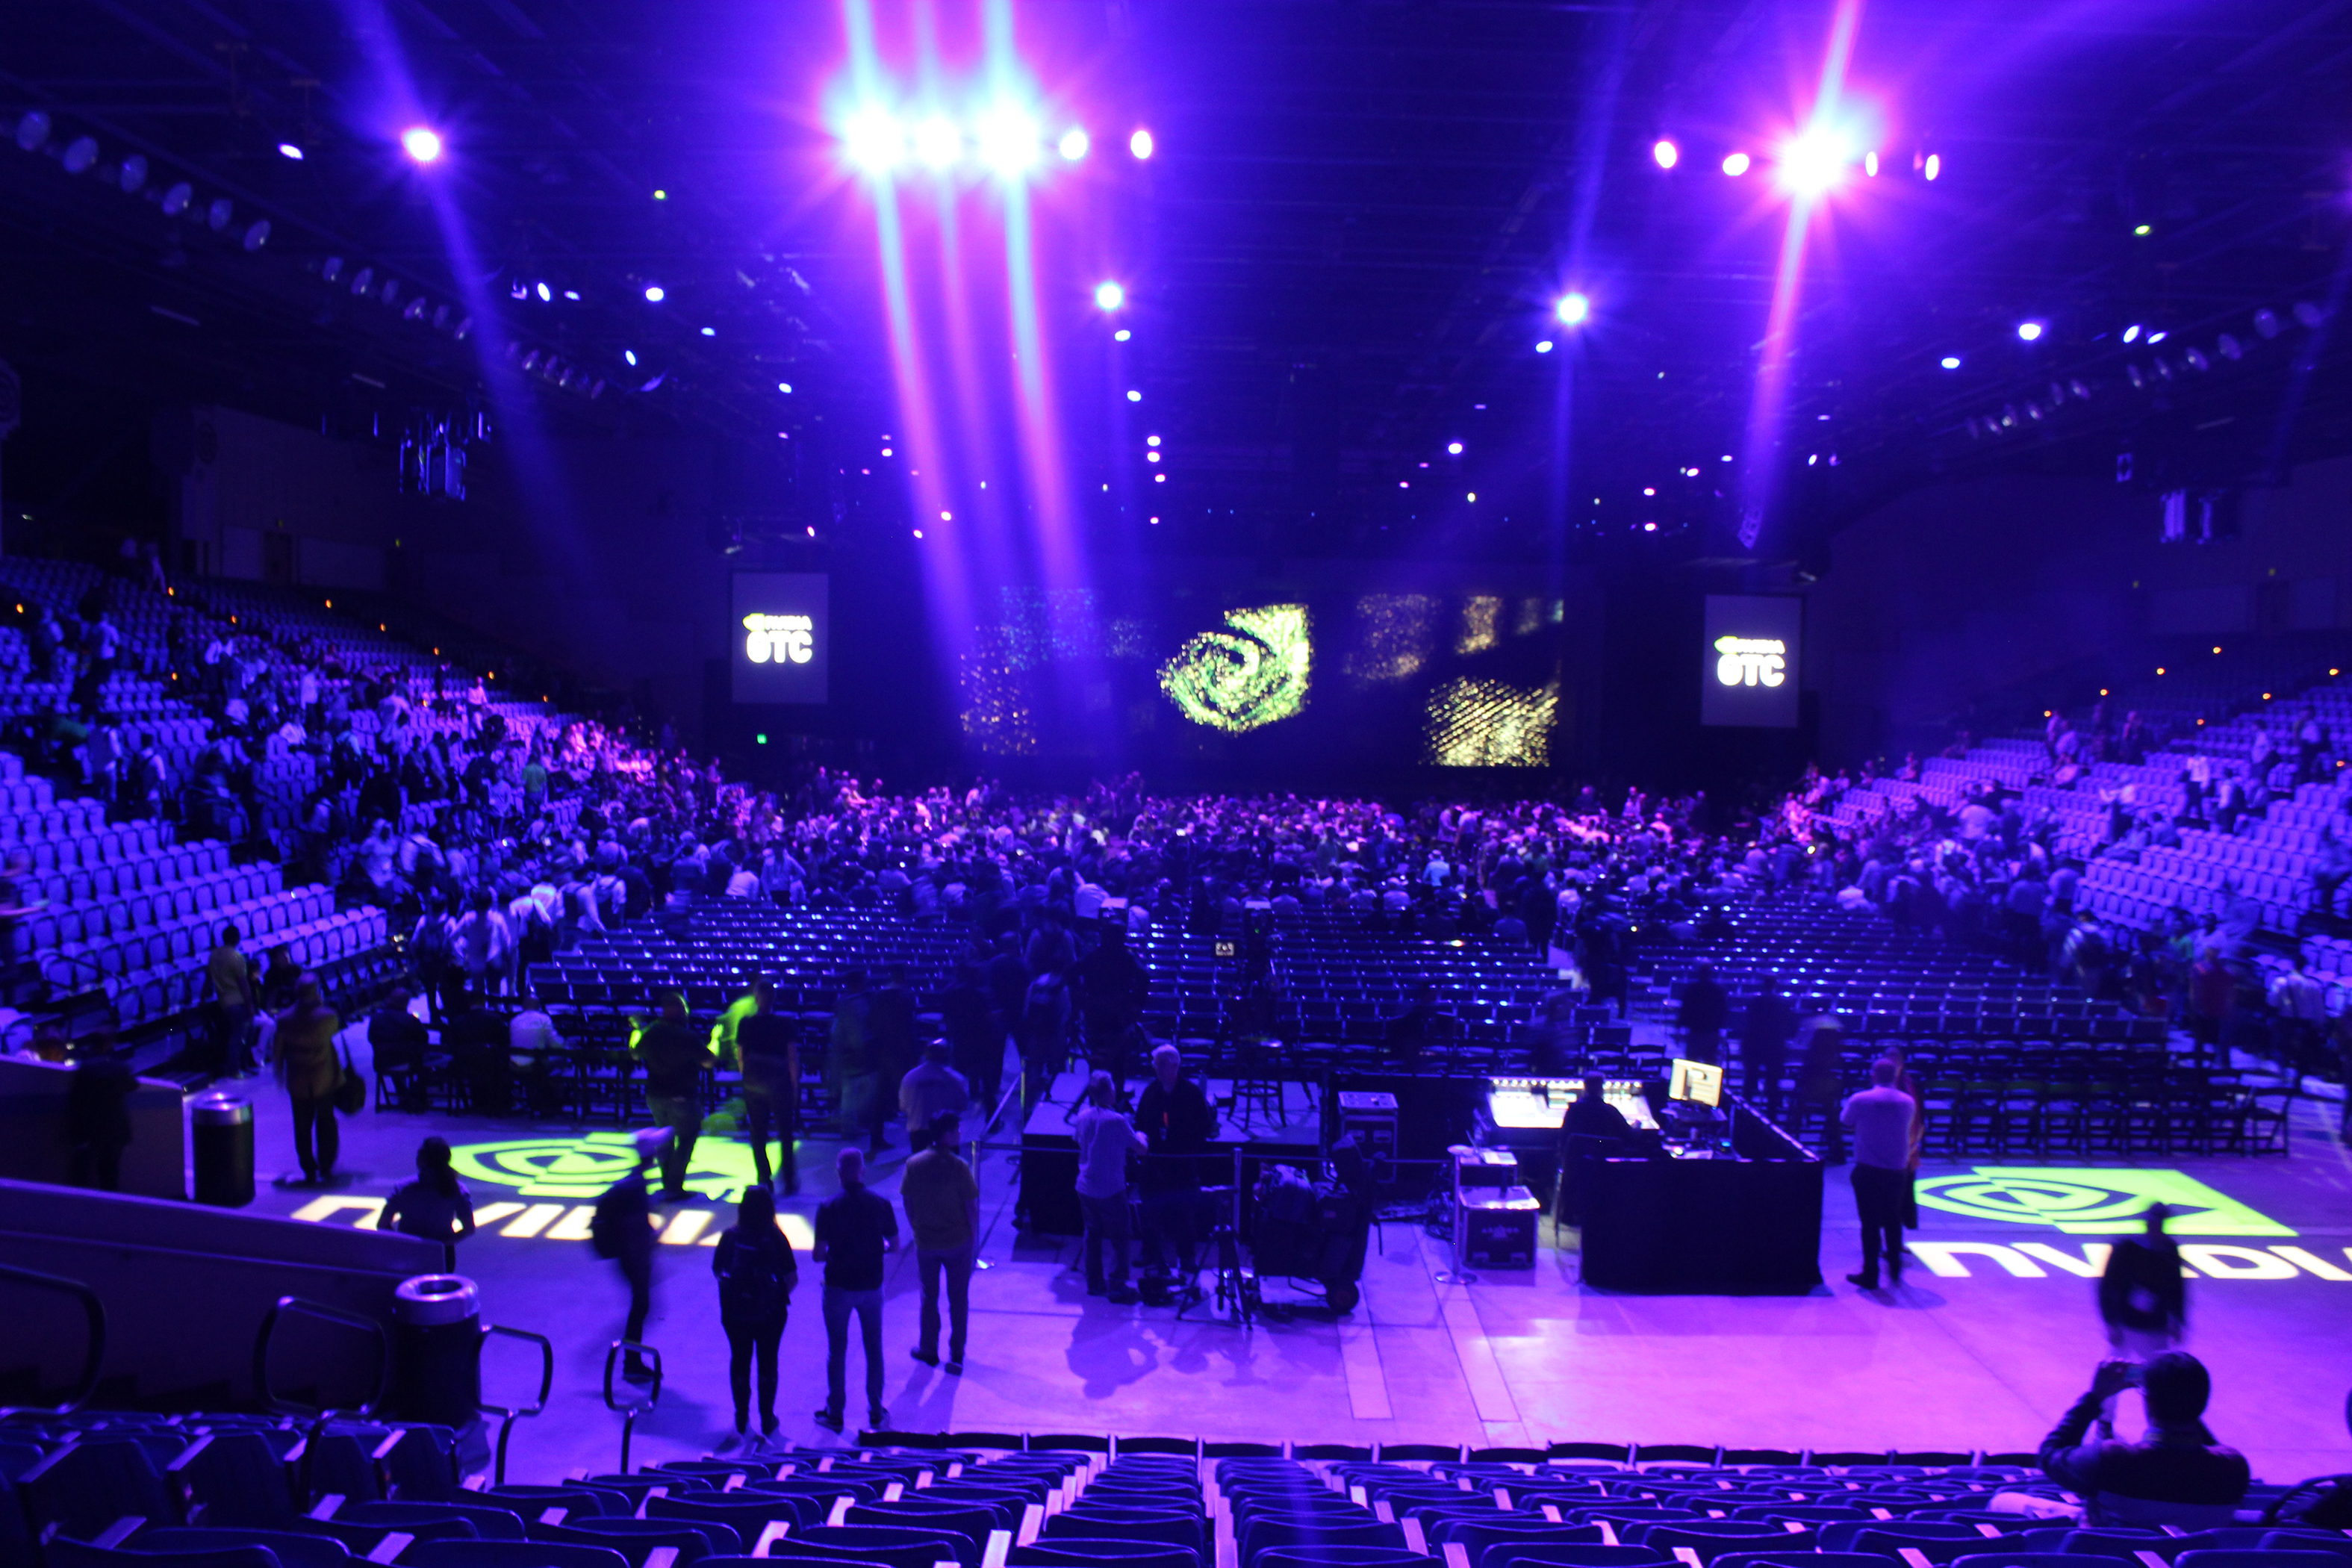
[732,572,830,704]
[1701,594,1799,727]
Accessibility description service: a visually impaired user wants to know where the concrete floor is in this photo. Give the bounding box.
[218,1024,2352,1488]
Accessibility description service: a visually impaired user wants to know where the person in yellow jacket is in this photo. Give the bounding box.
[272,980,344,1183]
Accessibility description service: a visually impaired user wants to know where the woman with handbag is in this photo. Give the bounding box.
[272,978,347,1183]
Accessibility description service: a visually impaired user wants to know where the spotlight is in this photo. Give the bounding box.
[2133,223,2152,237]
[623,350,638,366]
[1940,355,1961,370]
[2016,320,2044,342]
[400,126,444,164]
[2121,324,2141,344]
[14,111,51,152]
[62,137,99,175]
[1721,151,1751,177]
[914,116,961,169]
[777,382,793,393]
[1129,128,1154,160]
[843,108,903,174]
[1864,150,1879,176]
[277,142,305,161]
[1556,293,1590,326]
[643,284,665,302]
[1535,340,1555,354]
[1094,280,1126,311]
[242,220,270,252]
[1147,435,1161,447]
[1652,138,1679,169]
[653,189,668,200]
[1113,329,1130,342]
[535,281,552,302]
[1058,128,1090,161]
[161,181,192,217]
[562,289,579,301]
[1776,125,1852,196]
[1643,487,1655,496]
[1447,441,1463,455]
[1126,389,1142,402]
[1923,152,1941,181]
[2147,330,2167,344]
[977,105,1040,176]
[699,326,715,337]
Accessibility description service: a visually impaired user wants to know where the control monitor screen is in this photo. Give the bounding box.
[1702,594,1800,728]
[1668,1057,1724,1109]
[732,572,829,704]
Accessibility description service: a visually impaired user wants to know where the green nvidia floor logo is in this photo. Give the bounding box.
[1914,1167,2295,1236]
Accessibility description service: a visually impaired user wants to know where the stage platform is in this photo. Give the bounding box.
[207,1022,2352,1486]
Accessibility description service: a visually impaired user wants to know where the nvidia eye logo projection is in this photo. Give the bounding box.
[1913,1168,2295,1236]
[1159,605,1310,734]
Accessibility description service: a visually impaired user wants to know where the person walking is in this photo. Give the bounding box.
[898,1039,971,1153]
[1738,977,1795,1114]
[592,1128,664,1380]
[636,992,712,1201]
[738,980,800,1195]
[901,1111,981,1373]
[207,923,257,1076]
[272,980,343,1184]
[2100,1204,2187,1360]
[712,1183,797,1450]
[379,1135,478,1272]
[1841,1058,1915,1292]
[1074,1071,1144,1303]
[1679,962,1730,1064]
[812,1145,897,1432]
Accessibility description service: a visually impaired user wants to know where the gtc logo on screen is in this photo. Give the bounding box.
[742,613,814,665]
[1714,635,1788,688]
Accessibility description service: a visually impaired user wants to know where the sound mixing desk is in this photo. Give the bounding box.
[1481,1077,1658,1134]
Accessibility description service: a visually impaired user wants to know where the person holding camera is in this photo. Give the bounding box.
[2038,1351,2247,1528]
[1074,1071,1145,1303]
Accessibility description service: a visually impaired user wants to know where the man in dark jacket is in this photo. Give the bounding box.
[2099,1203,2186,1354]
[594,1130,663,1380]
[1739,979,1796,1115]
[738,979,800,1195]
[637,992,713,1200]
[1136,1042,1216,1272]
[1679,963,1730,1063]
[2038,1352,2248,1527]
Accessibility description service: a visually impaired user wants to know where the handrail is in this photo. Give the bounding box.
[252,1295,390,1419]
[0,1263,107,1413]
[479,1324,555,1486]
[600,1340,662,1474]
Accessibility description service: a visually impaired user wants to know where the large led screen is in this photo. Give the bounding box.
[732,572,829,704]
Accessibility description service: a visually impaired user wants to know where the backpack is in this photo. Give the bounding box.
[589,1182,632,1259]
[717,1231,795,1323]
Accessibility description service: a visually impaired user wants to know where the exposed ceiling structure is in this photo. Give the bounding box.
[1,0,2347,565]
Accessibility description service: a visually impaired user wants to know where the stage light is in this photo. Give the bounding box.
[2123,324,2141,343]
[1094,280,1126,311]
[1534,340,1554,354]
[643,284,665,302]
[1129,128,1154,160]
[914,116,961,169]
[1448,442,1463,455]
[700,326,715,337]
[939,510,952,521]
[1652,138,1679,169]
[243,220,270,252]
[535,281,552,302]
[277,142,305,161]
[1722,151,1751,177]
[777,381,792,393]
[1059,128,1090,161]
[1555,293,1590,326]
[1147,435,1161,447]
[2016,320,2044,342]
[1864,150,1879,176]
[653,189,668,200]
[977,105,1040,176]
[2133,223,2152,236]
[63,137,99,175]
[1467,493,1476,502]
[1113,328,1131,341]
[1154,473,1166,482]
[2147,330,2167,343]
[624,350,638,366]
[1777,125,1853,196]
[400,126,444,164]
[1940,355,1961,370]
[913,529,924,539]
[14,111,50,152]
[1643,521,1657,532]
[1146,452,1160,463]
[1923,152,1941,181]
[562,289,579,301]
[161,181,192,216]
[1126,389,1142,402]
[843,108,903,174]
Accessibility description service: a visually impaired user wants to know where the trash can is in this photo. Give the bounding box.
[391,1275,481,1428]
[190,1093,254,1207]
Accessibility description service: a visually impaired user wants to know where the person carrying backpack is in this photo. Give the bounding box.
[711,1183,798,1450]
[591,1129,663,1381]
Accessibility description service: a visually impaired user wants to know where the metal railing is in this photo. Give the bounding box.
[600,1340,662,1474]
[0,1263,107,1413]
[479,1323,554,1486]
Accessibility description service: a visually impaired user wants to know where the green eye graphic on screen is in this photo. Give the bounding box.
[1159,604,1311,733]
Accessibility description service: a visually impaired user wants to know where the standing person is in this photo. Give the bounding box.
[635,992,712,1201]
[379,1135,478,1272]
[1074,1071,1144,1303]
[451,886,515,999]
[272,980,344,1185]
[207,924,257,1076]
[712,1184,797,1451]
[592,1129,663,1381]
[1018,966,1070,1110]
[827,970,879,1151]
[940,964,1003,1128]
[812,1145,897,1433]
[900,1111,981,1374]
[1136,1043,1216,1275]
[1739,978,1795,1111]
[2100,1204,2187,1364]
[898,1039,971,1153]
[64,1038,134,1192]
[1679,962,1730,1064]
[738,980,800,1195]
[1841,1058,1915,1292]
[864,968,918,1142]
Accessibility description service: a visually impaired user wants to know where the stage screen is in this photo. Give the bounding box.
[1701,594,1799,728]
[731,572,830,704]
[953,581,1569,768]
